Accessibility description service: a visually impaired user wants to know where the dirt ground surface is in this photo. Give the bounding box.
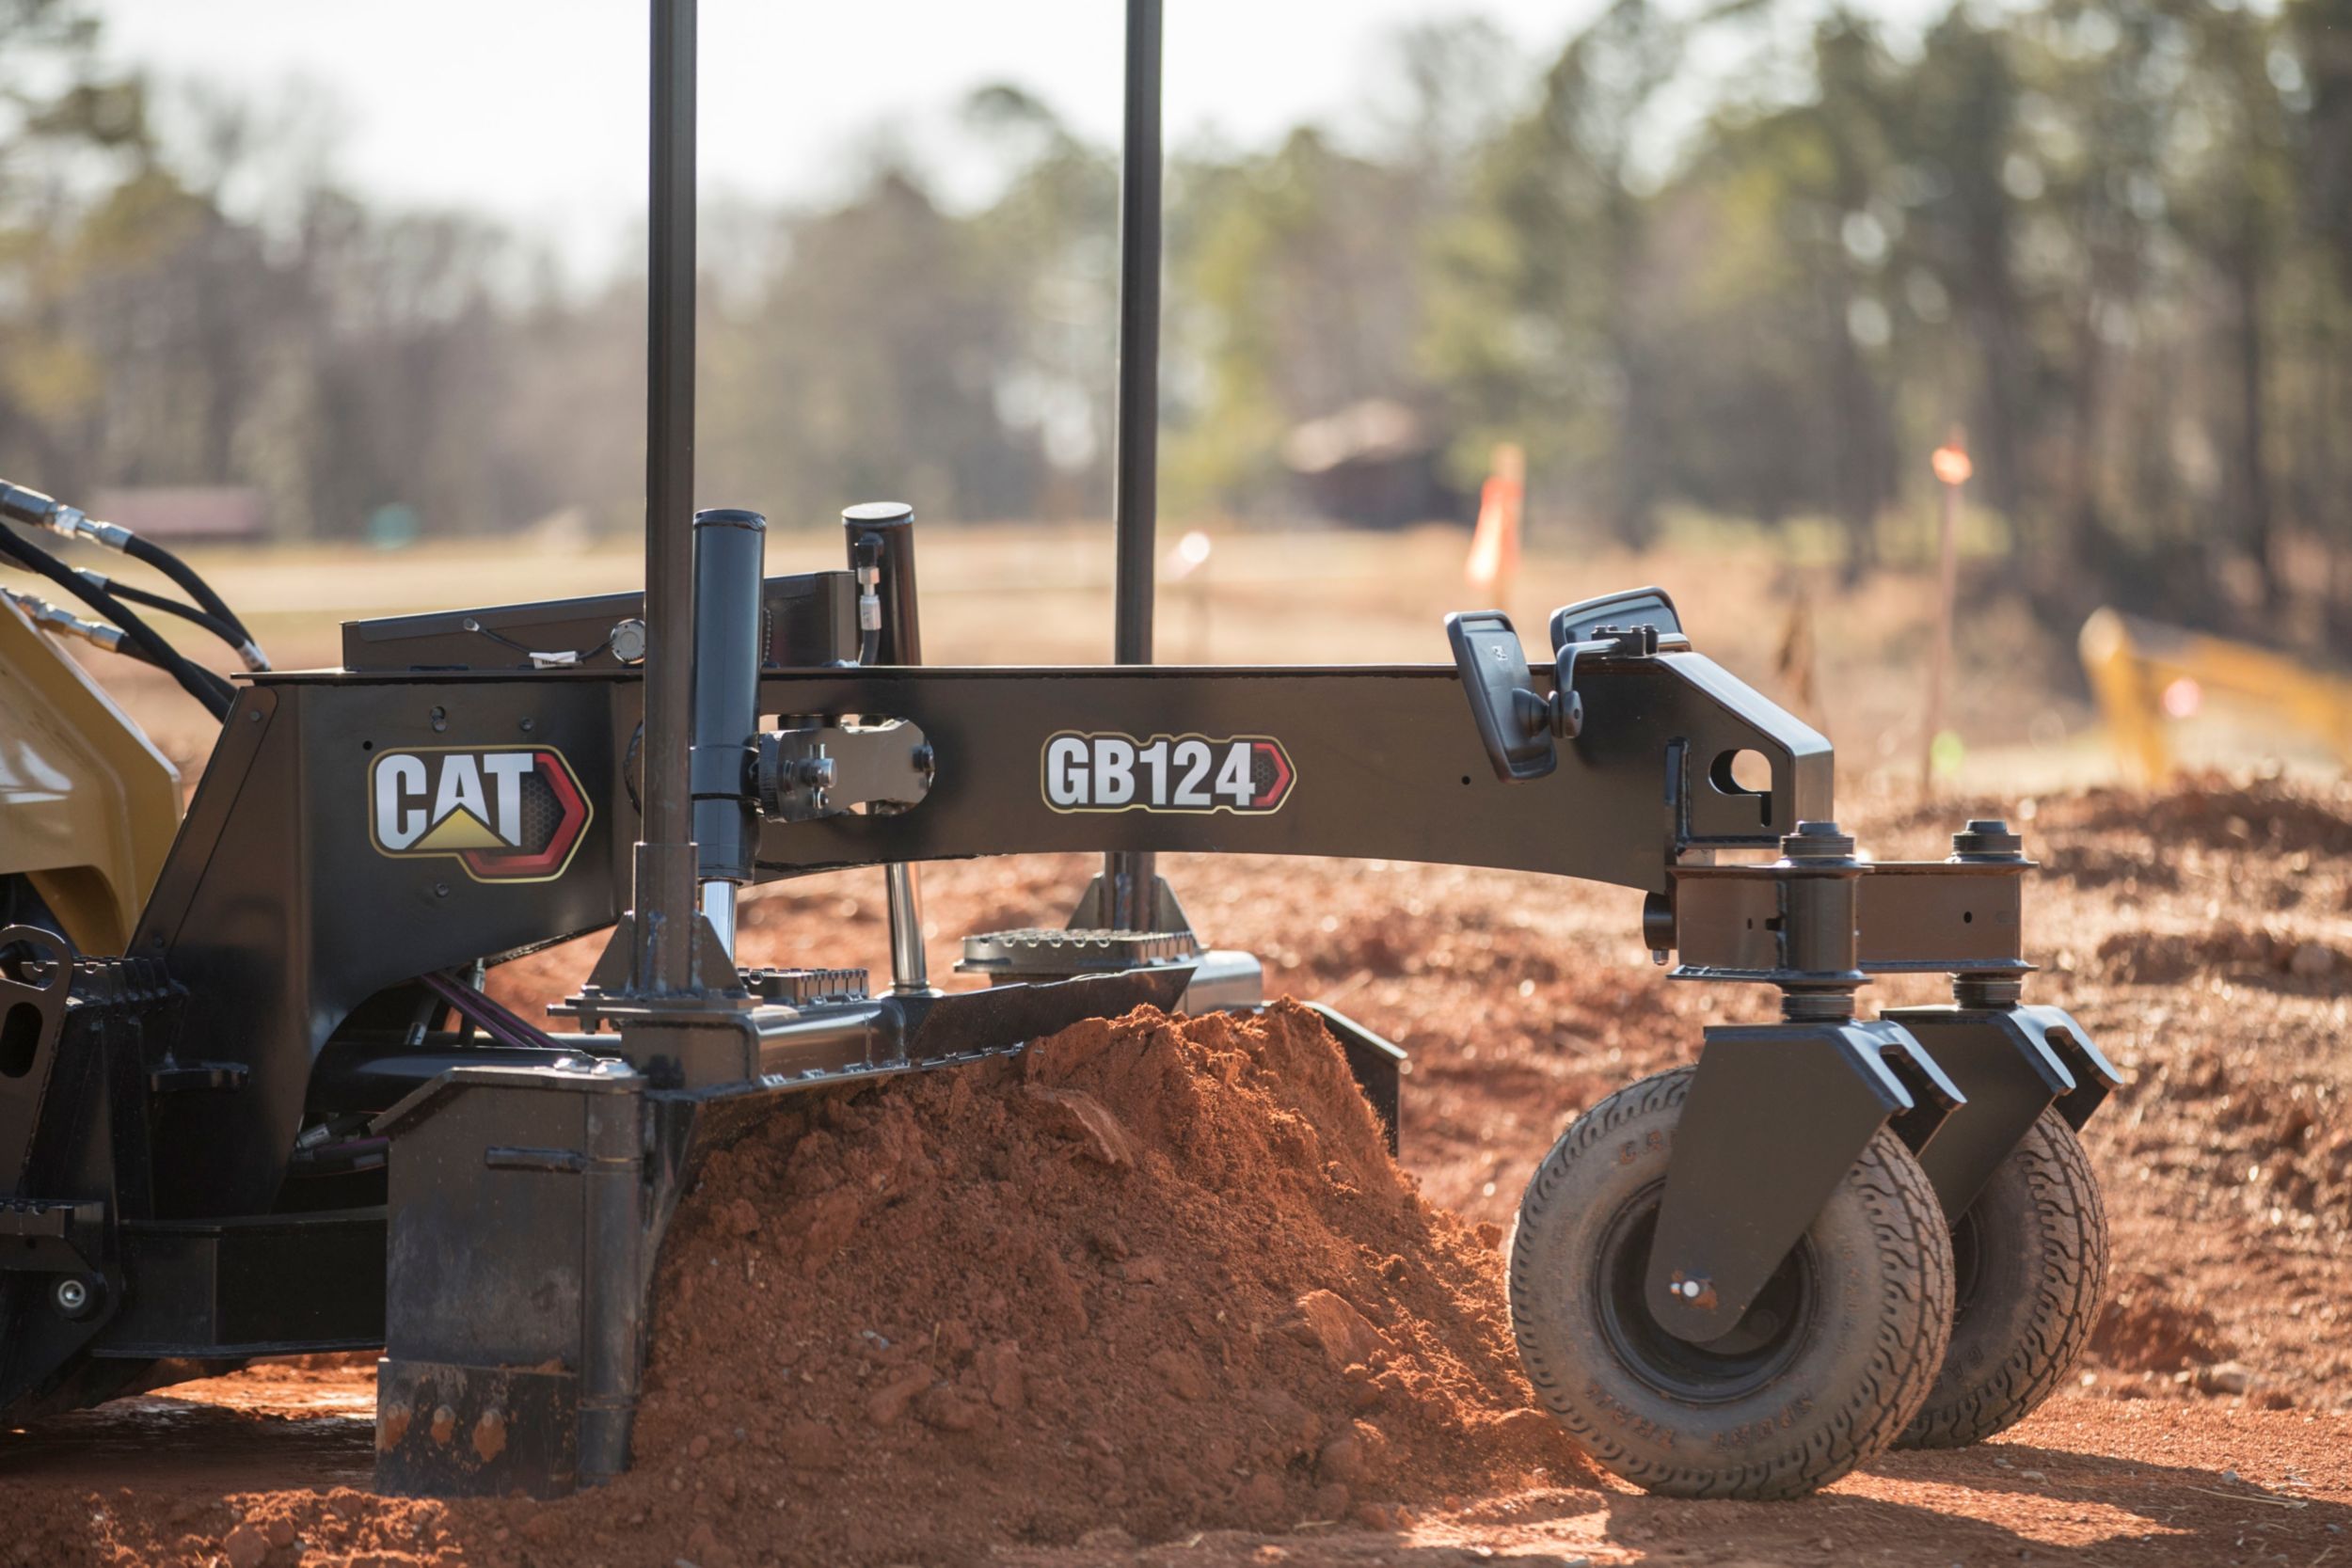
[7,769,2350,1566]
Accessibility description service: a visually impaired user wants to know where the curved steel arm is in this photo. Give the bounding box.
[750,657,1832,893]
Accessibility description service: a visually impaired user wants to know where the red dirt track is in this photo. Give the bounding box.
[5,775,2349,1566]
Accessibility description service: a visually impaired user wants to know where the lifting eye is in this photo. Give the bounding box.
[1708,748,1773,827]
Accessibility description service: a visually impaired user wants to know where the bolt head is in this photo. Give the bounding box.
[1950,819,2024,860]
[53,1276,88,1314]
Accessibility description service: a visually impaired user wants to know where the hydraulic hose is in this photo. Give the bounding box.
[0,527,234,717]
[77,568,266,670]
[119,531,257,648]
[2,588,155,664]
[849,530,884,665]
[0,476,264,661]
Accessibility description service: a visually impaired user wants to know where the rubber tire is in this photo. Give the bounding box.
[1508,1068,1954,1499]
[1897,1108,2108,1449]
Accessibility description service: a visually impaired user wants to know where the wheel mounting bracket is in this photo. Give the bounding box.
[1644,1019,1928,1343]
[1884,1001,2121,1218]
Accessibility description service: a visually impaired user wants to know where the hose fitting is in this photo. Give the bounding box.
[5,588,129,654]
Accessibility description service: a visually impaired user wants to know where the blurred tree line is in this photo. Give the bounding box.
[3,0,2349,641]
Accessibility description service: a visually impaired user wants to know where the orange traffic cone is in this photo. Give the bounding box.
[1466,443,1524,604]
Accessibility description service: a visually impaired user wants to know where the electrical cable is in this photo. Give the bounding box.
[458,616,614,668]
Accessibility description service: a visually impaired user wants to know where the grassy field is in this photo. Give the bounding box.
[7,521,2334,795]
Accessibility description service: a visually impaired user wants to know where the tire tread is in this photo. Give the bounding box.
[1510,1069,1954,1499]
[1899,1110,2108,1449]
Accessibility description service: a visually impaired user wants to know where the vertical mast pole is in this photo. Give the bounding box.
[635,0,700,990]
[1104,0,1163,930]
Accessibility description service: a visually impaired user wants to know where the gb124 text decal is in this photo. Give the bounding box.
[1041,732,1295,815]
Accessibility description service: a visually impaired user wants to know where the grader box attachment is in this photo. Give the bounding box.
[0,0,2116,1503]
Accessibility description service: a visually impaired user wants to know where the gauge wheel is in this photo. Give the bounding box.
[1897,1107,2108,1449]
[1509,1067,1955,1498]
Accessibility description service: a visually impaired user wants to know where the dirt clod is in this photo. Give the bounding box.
[862,1368,931,1429]
[1148,1345,1215,1402]
[2196,1360,2256,1396]
[220,1524,268,1568]
[1284,1289,1389,1370]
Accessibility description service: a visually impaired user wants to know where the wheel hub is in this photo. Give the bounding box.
[1594,1187,1818,1402]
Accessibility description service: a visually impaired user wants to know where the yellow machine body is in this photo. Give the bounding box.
[2079,607,2352,783]
[0,596,183,953]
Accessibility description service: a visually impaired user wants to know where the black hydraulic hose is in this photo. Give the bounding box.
[119,532,255,647]
[0,528,234,716]
[80,571,246,648]
[847,526,886,664]
[8,531,234,713]
[0,475,263,663]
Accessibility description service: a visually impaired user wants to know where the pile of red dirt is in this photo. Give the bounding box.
[506,999,1591,1567]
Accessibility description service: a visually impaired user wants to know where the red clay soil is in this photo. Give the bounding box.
[608,1001,1592,1564]
[2,1004,1593,1567]
[7,776,2352,1565]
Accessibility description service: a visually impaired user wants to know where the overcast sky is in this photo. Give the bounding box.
[96,0,1622,273]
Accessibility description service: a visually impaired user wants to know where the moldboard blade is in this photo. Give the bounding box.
[898,966,1194,1067]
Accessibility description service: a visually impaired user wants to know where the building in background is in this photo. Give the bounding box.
[1279,400,1465,530]
[90,487,267,546]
